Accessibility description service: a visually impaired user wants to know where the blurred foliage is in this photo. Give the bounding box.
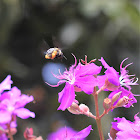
[0,0,139,140]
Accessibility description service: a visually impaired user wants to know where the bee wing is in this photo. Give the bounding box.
[52,36,64,50]
[52,36,67,60]
[39,39,51,56]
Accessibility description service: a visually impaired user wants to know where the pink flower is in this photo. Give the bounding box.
[98,58,138,109]
[47,125,93,140]
[110,113,140,140]
[98,57,138,91]
[0,86,35,124]
[47,55,102,111]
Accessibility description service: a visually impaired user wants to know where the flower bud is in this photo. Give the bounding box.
[79,104,90,113]
[103,98,111,111]
[9,128,17,136]
[115,96,130,108]
[111,91,122,104]
[67,101,81,115]
[23,127,43,140]
[23,128,36,140]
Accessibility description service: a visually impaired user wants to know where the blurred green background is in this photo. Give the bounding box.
[0,0,139,139]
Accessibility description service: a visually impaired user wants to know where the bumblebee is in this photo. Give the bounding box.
[42,36,67,60]
[44,47,65,60]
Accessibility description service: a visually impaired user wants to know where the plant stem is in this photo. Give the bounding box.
[93,87,104,140]
[7,123,14,140]
[96,117,104,140]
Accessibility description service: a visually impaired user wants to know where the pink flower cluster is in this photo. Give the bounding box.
[0,55,138,140]
[0,75,35,140]
[46,55,139,139]
[48,55,138,111]
[98,57,138,108]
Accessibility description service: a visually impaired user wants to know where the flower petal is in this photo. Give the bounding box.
[99,57,120,86]
[112,115,140,140]
[47,127,76,140]
[0,87,21,103]
[0,91,10,102]
[0,134,8,140]
[0,111,11,124]
[99,57,110,68]
[14,108,35,119]
[105,67,120,86]
[97,75,108,89]
[71,125,93,139]
[57,83,75,111]
[75,76,97,94]
[75,63,102,76]
[0,75,13,94]
[15,95,34,108]
[58,87,65,103]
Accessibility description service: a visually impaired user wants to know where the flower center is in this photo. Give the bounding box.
[8,105,14,112]
[64,71,75,85]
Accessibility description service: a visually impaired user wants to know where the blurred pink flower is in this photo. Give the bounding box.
[47,125,93,140]
[0,86,35,124]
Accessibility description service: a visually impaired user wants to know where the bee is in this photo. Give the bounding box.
[44,47,65,60]
[42,36,67,60]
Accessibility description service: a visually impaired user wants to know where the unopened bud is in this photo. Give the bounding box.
[67,102,81,115]
[23,128,42,140]
[24,128,35,139]
[110,127,118,140]
[105,78,119,91]
[115,96,130,108]
[9,128,17,136]
[4,126,17,137]
[103,98,111,111]
[111,91,122,104]
[79,104,90,113]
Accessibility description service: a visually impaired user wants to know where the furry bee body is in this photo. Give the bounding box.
[44,48,63,60]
